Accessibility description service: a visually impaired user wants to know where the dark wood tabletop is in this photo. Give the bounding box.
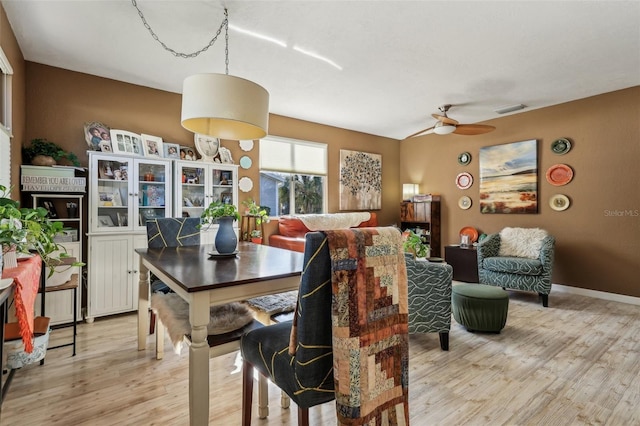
[136,242,304,293]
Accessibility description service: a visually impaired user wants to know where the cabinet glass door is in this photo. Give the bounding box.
[136,159,171,230]
[93,155,131,232]
[210,166,236,206]
[177,163,207,219]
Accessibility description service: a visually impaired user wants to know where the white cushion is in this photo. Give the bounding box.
[498,227,548,259]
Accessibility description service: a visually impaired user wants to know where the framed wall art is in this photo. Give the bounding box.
[339,149,382,210]
[479,139,538,214]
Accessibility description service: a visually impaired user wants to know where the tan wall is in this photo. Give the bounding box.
[23,62,400,228]
[0,6,26,199]
[401,87,640,297]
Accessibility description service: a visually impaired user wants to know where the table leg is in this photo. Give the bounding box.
[138,260,150,351]
[189,293,211,426]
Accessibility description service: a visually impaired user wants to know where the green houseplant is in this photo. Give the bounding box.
[241,198,270,241]
[0,185,82,275]
[201,201,240,254]
[22,138,81,167]
[403,230,430,259]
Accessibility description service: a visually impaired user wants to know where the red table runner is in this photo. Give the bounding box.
[2,254,41,353]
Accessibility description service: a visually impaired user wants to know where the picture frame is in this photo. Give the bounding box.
[141,134,164,158]
[163,143,180,159]
[180,146,197,161]
[97,215,115,227]
[218,146,234,164]
[99,140,113,153]
[98,161,115,179]
[117,212,128,227]
[84,121,111,151]
[39,199,58,218]
[110,129,143,156]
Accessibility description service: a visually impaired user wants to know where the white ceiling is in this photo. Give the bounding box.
[3,1,639,140]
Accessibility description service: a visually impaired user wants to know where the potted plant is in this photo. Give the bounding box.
[200,201,240,254]
[250,229,263,245]
[403,230,430,259]
[0,185,82,274]
[22,138,81,167]
[242,198,270,225]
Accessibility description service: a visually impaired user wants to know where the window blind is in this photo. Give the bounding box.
[260,136,327,175]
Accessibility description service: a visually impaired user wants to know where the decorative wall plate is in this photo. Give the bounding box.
[239,156,252,169]
[455,172,473,189]
[458,152,472,165]
[239,140,254,151]
[238,176,253,192]
[459,226,479,243]
[549,194,570,211]
[551,138,571,155]
[546,164,573,186]
[458,196,472,210]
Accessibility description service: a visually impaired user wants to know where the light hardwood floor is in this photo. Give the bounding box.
[2,288,639,425]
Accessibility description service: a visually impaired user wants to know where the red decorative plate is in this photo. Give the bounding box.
[456,172,473,190]
[459,226,479,243]
[546,164,574,186]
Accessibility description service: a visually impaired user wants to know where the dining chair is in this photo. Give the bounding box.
[240,228,409,425]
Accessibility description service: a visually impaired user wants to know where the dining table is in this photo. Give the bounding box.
[136,242,304,426]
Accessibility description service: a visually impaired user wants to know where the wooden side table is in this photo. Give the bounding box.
[444,245,479,283]
[240,215,264,241]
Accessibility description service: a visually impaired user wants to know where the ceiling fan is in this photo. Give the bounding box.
[404,104,496,139]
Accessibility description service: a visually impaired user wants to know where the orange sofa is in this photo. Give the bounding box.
[269,213,378,252]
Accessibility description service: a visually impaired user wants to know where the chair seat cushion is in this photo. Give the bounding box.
[483,256,543,276]
[241,321,335,408]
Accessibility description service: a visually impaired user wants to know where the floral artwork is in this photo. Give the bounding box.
[479,139,538,214]
[339,150,382,210]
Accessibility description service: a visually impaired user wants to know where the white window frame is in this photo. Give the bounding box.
[0,47,13,190]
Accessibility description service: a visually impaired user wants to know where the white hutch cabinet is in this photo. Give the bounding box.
[87,152,172,320]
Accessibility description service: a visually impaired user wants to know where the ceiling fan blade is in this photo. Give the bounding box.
[453,124,496,135]
[431,114,459,125]
[404,126,435,139]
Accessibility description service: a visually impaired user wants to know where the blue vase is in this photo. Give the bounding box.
[215,216,238,254]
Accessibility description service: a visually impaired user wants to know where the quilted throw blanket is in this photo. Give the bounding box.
[326,227,410,425]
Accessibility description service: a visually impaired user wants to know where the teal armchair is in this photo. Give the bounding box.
[477,229,555,307]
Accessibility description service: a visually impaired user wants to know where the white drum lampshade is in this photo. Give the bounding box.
[181,73,269,140]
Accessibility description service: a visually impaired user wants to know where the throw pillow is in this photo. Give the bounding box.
[498,227,548,259]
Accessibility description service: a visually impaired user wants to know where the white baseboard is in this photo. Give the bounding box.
[552,283,640,306]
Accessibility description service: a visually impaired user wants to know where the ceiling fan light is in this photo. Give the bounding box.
[433,122,456,135]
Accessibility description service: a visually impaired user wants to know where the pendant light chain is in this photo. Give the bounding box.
[131,0,229,67]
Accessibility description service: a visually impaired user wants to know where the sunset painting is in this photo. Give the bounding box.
[479,139,538,214]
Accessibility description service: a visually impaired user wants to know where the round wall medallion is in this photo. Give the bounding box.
[458,152,472,165]
[239,140,254,151]
[238,176,253,192]
[551,138,571,155]
[458,196,472,210]
[549,194,570,211]
[239,156,252,169]
[455,172,473,190]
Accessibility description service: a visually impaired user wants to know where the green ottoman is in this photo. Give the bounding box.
[452,284,509,333]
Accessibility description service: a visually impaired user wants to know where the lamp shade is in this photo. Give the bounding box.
[403,183,419,201]
[181,73,269,140]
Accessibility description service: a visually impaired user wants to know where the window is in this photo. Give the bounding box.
[260,136,327,216]
[0,47,13,190]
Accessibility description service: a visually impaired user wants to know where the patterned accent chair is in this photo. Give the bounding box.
[405,253,452,350]
[477,228,555,307]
